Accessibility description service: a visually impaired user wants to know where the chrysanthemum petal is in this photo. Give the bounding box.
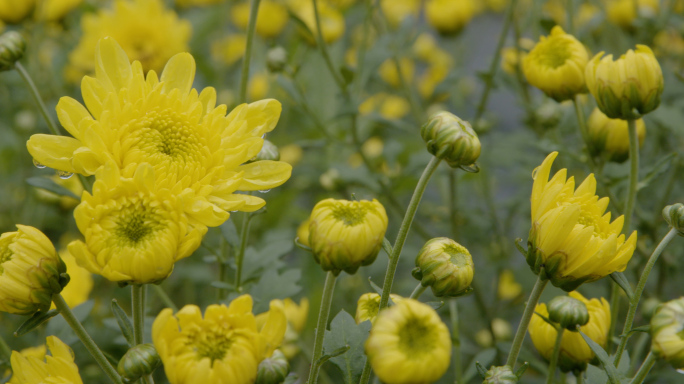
[26,134,81,173]
[161,53,196,96]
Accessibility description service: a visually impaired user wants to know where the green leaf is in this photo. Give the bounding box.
[241,237,293,281]
[14,309,60,336]
[26,176,80,200]
[610,272,634,301]
[637,153,677,191]
[368,277,383,296]
[322,310,372,384]
[382,238,393,258]
[250,269,302,313]
[462,348,496,383]
[579,329,623,384]
[282,373,299,384]
[625,325,650,336]
[220,220,239,249]
[316,345,350,366]
[111,299,134,346]
[586,352,630,384]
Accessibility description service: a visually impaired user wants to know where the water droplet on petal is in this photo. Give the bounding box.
[258,189,271,193]
[33,159,46,169]
[57,170,74,180]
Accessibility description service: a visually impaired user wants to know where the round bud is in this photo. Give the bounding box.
[0,31,27,72]
[413,237,474,297]
[651,297,684,369]
[117,344,161,383]
[256,349,289,384]
[267,46,288,73]
[663,203,684,236]
[256,140,280,161]
[421,111,481,169]
[483,365,519,384]
[548,295,590,331]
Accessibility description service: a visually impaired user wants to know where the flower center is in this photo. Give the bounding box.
[397,316,437,356]
[534,38,573,69]
[114,202,164,246]
[443,244,470,267]
[331,203,367,226]
[127,108,202,164]
[186,326,235,366]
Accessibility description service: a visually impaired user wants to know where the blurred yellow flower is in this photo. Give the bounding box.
[176,0,224,7]
[543,1,599,30]
[365,299,451,384]
[654,29,684,59]
[501,46,527,75]
[0,0,34,23]
[249,72,270,101]
[211,34,246,66]
[34,174,84,210]
[28,37,291,226]
[232,0,288,39]
[289,0,344,44]
[67,0,191,78]
[153,295,286,384]
[279,144,303,166]
[527,152,636,291]
[497,269,522,300]
[379,57,415,88]
[587,108,646,163]
[256,298,309,359]
[296,217,311,246]
[10,336,83,384]
[529,292,611,372]
[355,292,403,324]
[606,0,658,29]
[358,93,410,120]
[380,0,419,28]
[36,0,82,21]
[586,45,663,119]
[53,249,93,309]
[486,0,509,12]
[651,297,684,368]
[0,225,67,315]
[425,0,476,35]
[523,26,588,102]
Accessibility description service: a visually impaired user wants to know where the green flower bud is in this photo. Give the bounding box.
[663,203,684,236]
[0,31,26,72]
[483,365,518,384]
[413,237,474,297]
[256,349,289,384]
[117,344,162,383]
[267,46,288,73]
[548,295,589,331]
[256,140,281,161]
[421,111,481,169]
[651,297,684,368]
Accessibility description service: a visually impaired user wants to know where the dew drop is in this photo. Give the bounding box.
[258,189,271,193]
[57,170,74,180]
[33,159,46,169]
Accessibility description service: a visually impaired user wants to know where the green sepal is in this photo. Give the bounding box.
[14,309,59,336]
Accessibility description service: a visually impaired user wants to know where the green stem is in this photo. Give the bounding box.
[0,333,11,359]
[53,294,123,384]
[449,170,458,238]
[575,370,584,384]
[132,285,145,345]
[546,327,565,384]
[378,156,442,310]
[505,274,549,368]
[631,351,656,384]
[307,271,337,384]
[613,227,678,366]
[15,62,60,136]
[409,283,427,299]
[238,0,262,103]
[152,284,178,312]
[572,96,599,171]
[234,212,253,293]
[624,119,639,233]
[312,0,346,93]
[449,300,462,384]
[607,282,620,352]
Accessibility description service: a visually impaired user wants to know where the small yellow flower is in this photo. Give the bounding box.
[587,108,646,163]
[52,248,93,309]
[232,0,288,39]
[176,0,225,7]
[0,225,67,315]
[289,0,345,45]
[523,26,589,102]
[256,298,309,359]
[606,0,658,29]
[529,292,611,372]
[497,270,522,300]
[308,198,388,275]
[211,34,246,66]
[358,93,410,120]
[0,0,34,23]
[425,0,476,35]
[413,237,474,297]
[28,37,291,226]
[501,46,527,75]
[36,0,82,21]
[355,293,403,324]
[279,144,303,166]
[67,0,191,78]
[527,152,637,291]
[365,298,451,384]
[651,297,684,368]
[585,45,664,120]
[152,295,286,384]
[10,336,83,384]
[380,0,420,28]
[379,57,415,88]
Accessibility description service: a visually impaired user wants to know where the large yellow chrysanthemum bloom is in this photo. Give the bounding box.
[152,295,286,384]
[10,336,83,384]
[529,292,611,372]
[66,0,190,79]
[365,298,451,384]
[28,37,291,226]
[256,298,309,359]
[68,162,207,284]
[527,152,637,291]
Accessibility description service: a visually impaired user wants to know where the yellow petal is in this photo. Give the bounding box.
[161,53,196,96]
[94,37,133,94]
[27,134,81,173]
[237,160,292,190]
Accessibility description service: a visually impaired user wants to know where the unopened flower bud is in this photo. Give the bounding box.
[267,46,288,73]
[421,112,481,169]
[663,203,684,236]
[548,295,589,331]
[0,31,26,72]
[483,365,519,384]
[651,298,684,368]
[413,237,474,297]
[256,349,289,384]
[117,344,161,383]
[256,140,280,161]
[355,292,403,324]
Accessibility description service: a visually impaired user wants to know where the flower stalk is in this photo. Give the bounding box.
[234,212,254,293]
[307,271,337,384]
[631,351,657,384]
[410,283,427,299]
[506,273,549,368]
[546,326,565,384]
[624,119,639,233]
[15,62,60,136]
[449,300,462,384]
[238,0,262,103]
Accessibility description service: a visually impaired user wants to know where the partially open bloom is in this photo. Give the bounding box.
[606,0,658,29]
[355,293,403,324]
[421,111,481,169]
[0,225,67,315]
[308,198,388,275]
[523,26,589,102]
[425,0,476,35]
[587,108,646,163]
[585,45,663,120]
[10,336,83,384]
[663,204,684,236]
[529,292,611,372]
[289,0,344,45]
[0,31,26,72]
[256,298,309,359]
[413,237,474,297]
[67,0,191,78]
[651,297,684,368]
[29,37,291,226]
[527,152,636,291]
[232,0,288,38]
[365,298,451,384]
[152,295,286,384]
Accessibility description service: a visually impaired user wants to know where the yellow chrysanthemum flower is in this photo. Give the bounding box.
[28,37,291,226]
[355,292,403,324]
[68,162,207,284]
[67,0,191,79]
[211,34,246,67]
[152,295,286,384]
[0,225,67,315]
[256,298,309,359]
[289,0,345,45]
[425,0,476,35]
[10,336,83,384]
[527,152,637,291]
[36,0,82,21]
[232,0,288,39]
[365,298,451,384]
[529,292,611,372]
[0,0,34,23]
[606,0,658,29]
[587,108,646,163]
[380,0,420,28]
[51,248,93,309]
[523,26,589,102]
